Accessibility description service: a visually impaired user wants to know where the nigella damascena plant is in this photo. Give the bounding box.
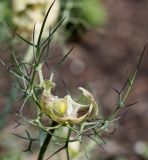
[40,79,99,125]
[1,1,144,159]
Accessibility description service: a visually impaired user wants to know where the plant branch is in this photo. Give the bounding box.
[46,128,72,160]
[37,121,57,160]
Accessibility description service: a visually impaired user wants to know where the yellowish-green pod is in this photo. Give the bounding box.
[40,80,99,124]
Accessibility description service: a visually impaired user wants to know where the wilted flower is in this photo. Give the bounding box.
[12,0,60,37]
[40,80,99,124]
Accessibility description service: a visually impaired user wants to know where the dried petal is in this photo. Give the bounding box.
[40,86,99,124]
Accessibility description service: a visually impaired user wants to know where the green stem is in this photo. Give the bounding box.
[121,71,137,104]
[65,128,72,160]
[37,121,57,160]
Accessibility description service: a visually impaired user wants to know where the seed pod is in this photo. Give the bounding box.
[40,84,99,124]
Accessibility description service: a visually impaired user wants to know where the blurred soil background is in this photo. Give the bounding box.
[0,0,148,160]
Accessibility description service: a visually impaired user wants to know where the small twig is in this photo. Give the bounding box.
[13,120,27,129]
[12,130,38,152]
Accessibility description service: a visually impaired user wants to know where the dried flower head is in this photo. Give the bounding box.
[40,80,99,124]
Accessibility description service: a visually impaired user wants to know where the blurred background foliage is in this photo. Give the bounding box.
[0,0,12,42]
[0,0,148,160]
[0,0,106,41]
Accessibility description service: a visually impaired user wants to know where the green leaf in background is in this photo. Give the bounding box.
[0,1,12,42]
[0,1,11,22]
[60,0,107,39]
[81,0,107,27]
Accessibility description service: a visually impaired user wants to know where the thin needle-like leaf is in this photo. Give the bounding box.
[37,0,56,47]
[59,47,74,64]
[41,18,65,47]
[32,23,37,62]
[16,33,36,47]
